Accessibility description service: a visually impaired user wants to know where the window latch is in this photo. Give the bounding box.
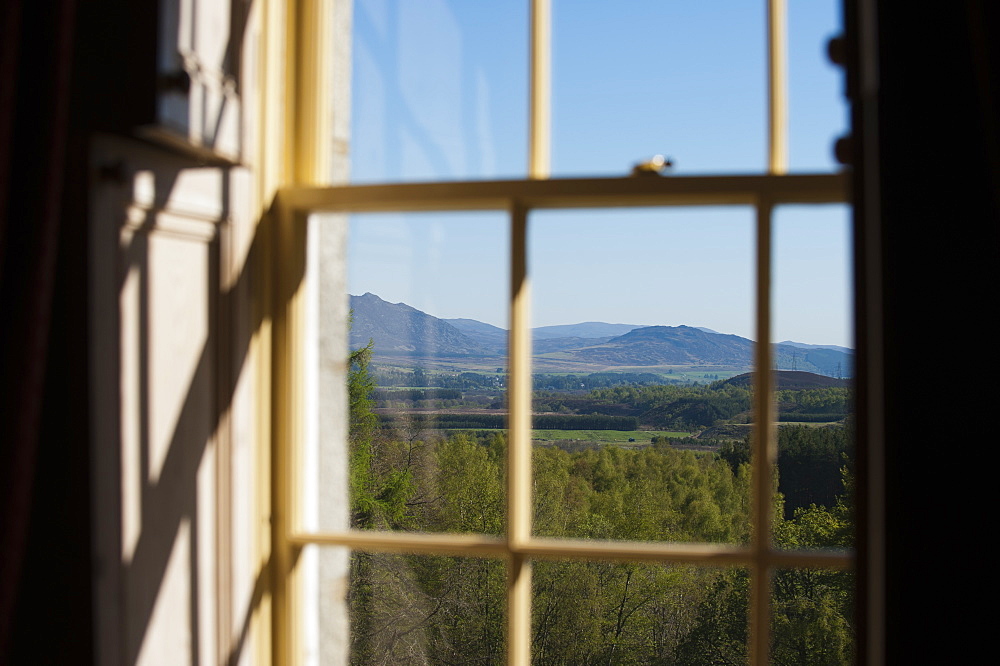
[631,154,674,176]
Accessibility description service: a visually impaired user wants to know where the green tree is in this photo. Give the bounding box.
[771,505,854,665]
[434,434,503,534]
[348,331,415,529]
[674,568,749,665]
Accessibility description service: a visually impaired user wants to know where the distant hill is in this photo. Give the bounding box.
[548,325,753,366]
[722,371,849,390]
[778,340,854,355]
[445,319,643,351]
[350,293,491,356]
[773,345,853,378]
[446,318,506,338]
[350,294,853,377]
[533,335,616,354]
[545,326,852,376]
[444,318,506,350]
[532,322,644,339]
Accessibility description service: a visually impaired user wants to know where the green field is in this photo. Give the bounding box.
[775,420,842,428]
[531,429,691,444]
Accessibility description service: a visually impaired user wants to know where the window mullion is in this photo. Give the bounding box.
[529,0,551,179]
[750,198,777,665]
[768,0,788,174]
[507,201,533,666]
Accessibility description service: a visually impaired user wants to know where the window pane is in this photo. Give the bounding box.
[773,208,851,362]
[345,212,508,534]
[551,1,766,176]
[533,561,749,664]
[528,208,754,544]
[773,205,854,550]
[350,551,505,662]
[788,0,849,172]
[771,567,855,664]
[351,0,529,183]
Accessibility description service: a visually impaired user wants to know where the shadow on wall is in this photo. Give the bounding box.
[93,153,299,665]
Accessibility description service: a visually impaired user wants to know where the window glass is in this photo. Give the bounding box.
[345,212,509,533]
[351,0,529,183]
[529,207,755,544]
[350,552,506,662]
[772,204,854,565]
[533,561,750,663]
[321,3,855,663]
[551,1,767,176]
[788,0,848,171]
[772,205,852,373]
[771,567,855,663]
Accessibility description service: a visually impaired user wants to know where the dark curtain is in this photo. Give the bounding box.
[855,0,1000,663]
[0,0,91,662]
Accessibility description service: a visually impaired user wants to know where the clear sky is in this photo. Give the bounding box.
[348,0,852,348]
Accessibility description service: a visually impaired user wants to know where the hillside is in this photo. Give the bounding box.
[350,293,492,356]
[445,319,640,353]
[444,318,506,350]
[722,370,850,390]
[532,322,644,339]
[545,325,753,366]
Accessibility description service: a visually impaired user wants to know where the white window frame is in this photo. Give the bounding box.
[268,1,853,664]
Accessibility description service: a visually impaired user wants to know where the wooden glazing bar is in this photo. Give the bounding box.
[289,530,509,557]
[288,531,852,570]
[507,553,531,666]
[507,202,533,666]
[519,538,851,569]
[280,174,847,214]
[530,0,551,179]
[768,0,789,174]
[750,199,777,665]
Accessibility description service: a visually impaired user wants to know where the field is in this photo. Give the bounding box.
[372,354,749,382]
[530,429,691,445]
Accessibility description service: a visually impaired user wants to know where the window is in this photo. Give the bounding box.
[271,1,852,663]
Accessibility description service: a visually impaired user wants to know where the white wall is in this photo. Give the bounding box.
[89,2,354,663]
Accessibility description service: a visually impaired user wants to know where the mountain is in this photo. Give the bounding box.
[350,293,493,356]
[446,319,644,349]
[444,318,507,350]
[533,335,616,354]
[778,340,854,354]
[350,294,853,376]
[544,326,852,376]
[532,322,644,339]
[445,318,506,338]
[774,345,853,378]
[544,326,753,366]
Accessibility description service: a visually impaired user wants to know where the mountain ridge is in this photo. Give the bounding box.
[350,293,853,376]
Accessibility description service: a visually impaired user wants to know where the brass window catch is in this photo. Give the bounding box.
[631,155,674,176]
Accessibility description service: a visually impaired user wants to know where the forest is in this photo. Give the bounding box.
[349,345,854,664]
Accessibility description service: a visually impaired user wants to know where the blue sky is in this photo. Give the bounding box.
[347,0,851,348]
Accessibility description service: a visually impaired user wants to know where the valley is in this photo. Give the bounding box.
[348,302,856,663]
